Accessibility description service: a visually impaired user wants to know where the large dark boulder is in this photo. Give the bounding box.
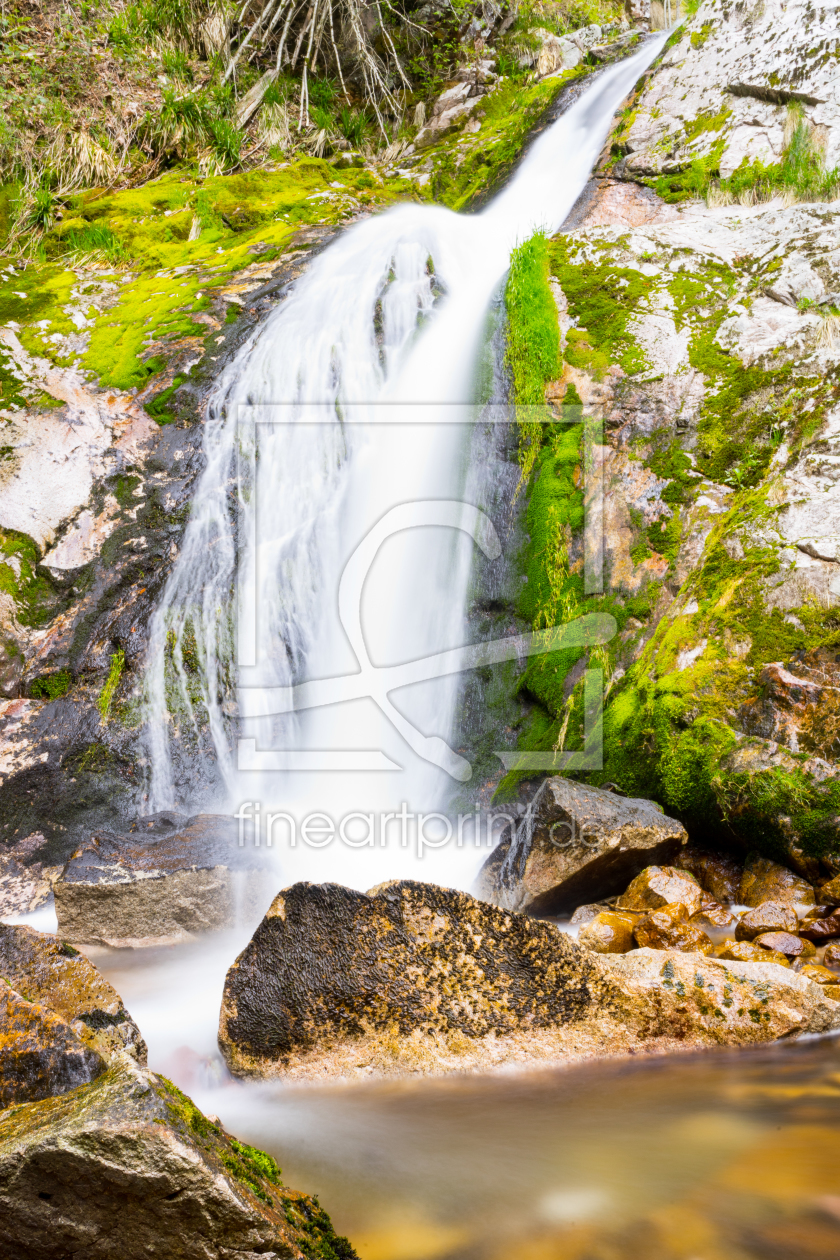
[219,879,611,1077]
[54,812,274,947]
[476,777,688,916]
[0,1061,358,1260]
[218,880,840,1082]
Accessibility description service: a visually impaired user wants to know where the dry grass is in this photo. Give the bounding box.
[817,314,840,351]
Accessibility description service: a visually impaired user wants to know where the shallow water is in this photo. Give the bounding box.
[81,929,840,1260]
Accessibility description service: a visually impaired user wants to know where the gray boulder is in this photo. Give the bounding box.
[0,1060,358,1260]
[54,813,274,948]
[475,777,688,916]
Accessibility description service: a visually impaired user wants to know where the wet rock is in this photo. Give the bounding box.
[219,881,840,1081]
[717,941,791,968]
[798,964,839,986]
[691,898,737,930]
[674,848,743,904]
[754,931,816,960]
[735,902,800,942]
[738,857,815,909]
[577,911,636,954]
[475,778,687,917]
[632,903,714,955]
[823,942,840,971]
[799,913,840,944]
[0,1059,358,1260]
[817,875,840,905]
[0,924,145,1066]
[616,866,703,916]
[569,903,612,926]
[0,987,105,1109]
[54,813,273,948]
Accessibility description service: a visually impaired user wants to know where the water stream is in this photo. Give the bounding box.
[143,35,668,891]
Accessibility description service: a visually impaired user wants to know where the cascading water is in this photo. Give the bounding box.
[144,35,668,897]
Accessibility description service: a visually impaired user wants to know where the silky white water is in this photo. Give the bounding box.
[144,37,667,897]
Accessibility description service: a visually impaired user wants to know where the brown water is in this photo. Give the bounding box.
[90,935,840,1260]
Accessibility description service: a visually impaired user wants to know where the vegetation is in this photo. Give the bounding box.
[650,101,840,205]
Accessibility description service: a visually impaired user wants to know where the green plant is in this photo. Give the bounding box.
[29,188,57,231]
[64,223,130,264]
[505,230,561,478]
[308,77,337,109]
[98,648,125,721]
[337,107,370,146]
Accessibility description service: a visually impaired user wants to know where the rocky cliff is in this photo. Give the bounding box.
[498,0,840,879]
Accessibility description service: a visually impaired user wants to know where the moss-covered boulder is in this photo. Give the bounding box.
[0,1060,357,1260]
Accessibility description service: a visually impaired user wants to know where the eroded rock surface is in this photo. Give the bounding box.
[54,812,273,948]
[475,776,687,915]
[0,1060,357,1260]
[218,880,840,1081]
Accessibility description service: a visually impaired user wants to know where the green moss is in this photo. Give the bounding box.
[0,529,54,627]
[549,237,652,374]
[505,231,560,406]
[30,669,71,700]
[97,648,125,722]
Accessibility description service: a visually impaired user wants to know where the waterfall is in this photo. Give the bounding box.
[143,36,668,892]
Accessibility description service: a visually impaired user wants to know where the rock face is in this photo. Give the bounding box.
[0,1060,357,1260]
[219,880,840,1081]
[0,924,146,1107]
[475,777,687,915]
[616,0,840,181]
[0,923,146,1059]
[54,813,273,948]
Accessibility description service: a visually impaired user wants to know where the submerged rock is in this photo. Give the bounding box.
[54,813,274,948]
[0,1060,358,1260]
[717,941,791,968]
[475,777,687,916]
[218,880,840,1082]
[754,931,815,960]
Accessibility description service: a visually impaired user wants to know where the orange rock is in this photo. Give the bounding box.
[633,903,714,955]
[577,911,635,954]
[754,931,816,959]
[617,866,702,915]
[0,986,105,1109]
[717,941,791,967]
[735,901,799,941]
[816,874,840,905]
[799,963,840,986]
[799,913,840,944]
[821,942,840,971]
[738,856,814,908]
